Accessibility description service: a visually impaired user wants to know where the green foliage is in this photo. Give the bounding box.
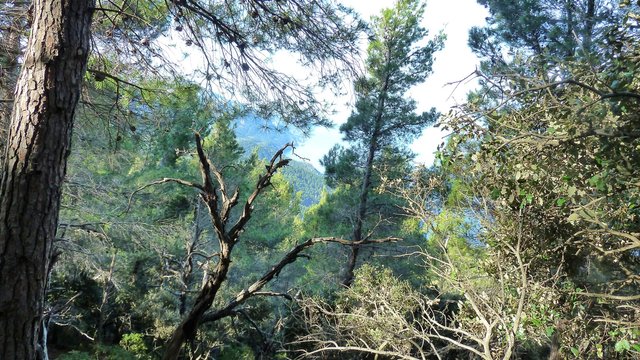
[430,0,640,358]
[119,333,150,359]
[321,145,362,188]
[280,160,325,208]
[202,113,245,169]
[219,344,254,360]
[58,345,141,360]
[57,351,93,360]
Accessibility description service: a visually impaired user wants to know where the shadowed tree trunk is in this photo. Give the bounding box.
[342,135,377,287]
[0,3,26,163]
[0,0,94,358]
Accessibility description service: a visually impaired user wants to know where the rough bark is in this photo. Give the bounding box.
[0,0,93,358]
[0,6,25,163]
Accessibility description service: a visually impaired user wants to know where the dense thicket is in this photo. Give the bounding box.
[437,0,640,357]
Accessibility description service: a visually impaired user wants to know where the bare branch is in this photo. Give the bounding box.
[202,236,399,323]
[124,177,203,214]
[573,292,640,301]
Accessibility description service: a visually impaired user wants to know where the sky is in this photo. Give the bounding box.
[159,0,489,169]
[296,0,489,169]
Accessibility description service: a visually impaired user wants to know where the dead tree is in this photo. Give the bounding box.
[129,134,397,359]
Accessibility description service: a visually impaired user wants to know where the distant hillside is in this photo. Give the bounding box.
[233,116,325,208]
[281,160,326,208]
[234,116,303,158]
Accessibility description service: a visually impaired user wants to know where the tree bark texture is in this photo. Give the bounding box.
[0,12,24,163]
[0,0,93,358]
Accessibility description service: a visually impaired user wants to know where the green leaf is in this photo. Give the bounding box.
[588,174,607,192]
[490,187,501,200]
[570,347,580,357]
[556,198,566,206]
[615,339,631,352]
[526,193,533,204]
[545,326,555,337]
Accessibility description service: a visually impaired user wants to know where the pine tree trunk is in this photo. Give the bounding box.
[342,137,377,287]
[342,74,389,287]
[0,10,24,163]
[0,0,93,358]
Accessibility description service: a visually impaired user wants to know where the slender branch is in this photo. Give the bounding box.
[201,236,399,323]
[87,69,149,91]
[124,177,203,214]
[252,291,293,301]
[573,292,640,301]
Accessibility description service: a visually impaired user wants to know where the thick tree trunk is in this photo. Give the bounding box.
[0,0,93,358]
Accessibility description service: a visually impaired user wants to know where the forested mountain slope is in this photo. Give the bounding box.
[233,116,326,208]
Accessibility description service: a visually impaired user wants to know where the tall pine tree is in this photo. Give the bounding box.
[322,0,443,286]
